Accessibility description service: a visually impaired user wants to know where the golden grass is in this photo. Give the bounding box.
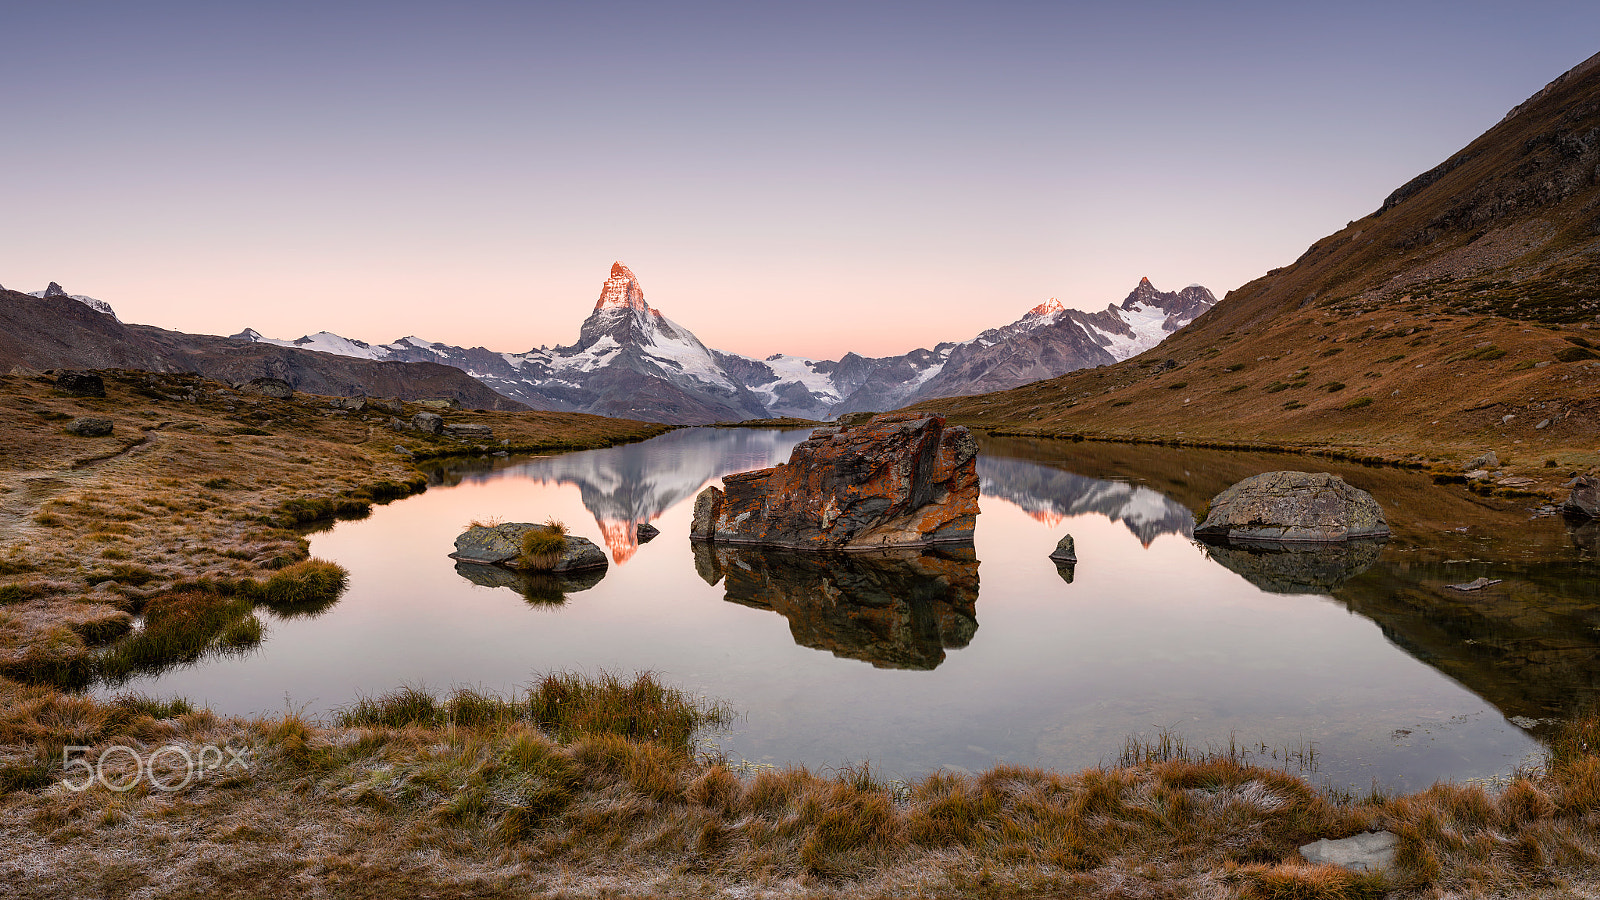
[0,369,669,684]
[5,673,1600,897]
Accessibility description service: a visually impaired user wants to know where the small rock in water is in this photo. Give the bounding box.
[636,523,660,543]
[1049,533,1076,563]
[1447,577,1502,591]
[1300,830,1397,874]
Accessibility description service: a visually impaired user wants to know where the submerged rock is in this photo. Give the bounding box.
[689,412,978,550]
[1195,471,1388,543]
[449,523,608,573]
[1203,538,1384,595]
[697,544,979,670]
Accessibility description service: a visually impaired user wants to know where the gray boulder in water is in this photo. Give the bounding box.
[1195,471,1388,543]
[449,522,608,573]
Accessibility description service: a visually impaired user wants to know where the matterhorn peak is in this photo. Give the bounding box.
[1028,297,1066,317]
[1138,276,1152,286]
[596,261,649,312]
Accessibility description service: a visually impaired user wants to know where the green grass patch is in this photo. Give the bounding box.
[1340,397,1373,410]
[1282,401,1307,410]
[1376,354,1407,364]
[1555,345,1598,362]
[1223,385,1247,394]
[1319,347,1344,357]
[1320,382,1346,392]
[1110,399,1133,407]
[260,559,348,616]
[1450,345,1507,362]
[1165,381,1188,390]
[1224,363,1246,372]
[518,521,569,571]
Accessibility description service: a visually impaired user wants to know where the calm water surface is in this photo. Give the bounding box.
[108,428,1600,792]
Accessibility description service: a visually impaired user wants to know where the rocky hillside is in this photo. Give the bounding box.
[0,289,524,410]
[916,51,1600,463]
[241,264,1215,423]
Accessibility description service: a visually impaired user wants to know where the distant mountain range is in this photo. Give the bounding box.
[235,262,1216,424]
[0,286,524,410]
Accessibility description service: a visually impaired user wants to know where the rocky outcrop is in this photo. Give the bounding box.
[696,544,978,670]
[64,417,113,437]
[1195,472,1389,543]
[690,412,978,550]
[449,523,609,573]
[53,371,105,397]
[411,412,444,434]
[240,377,293,400]
[1561,475,1600,518]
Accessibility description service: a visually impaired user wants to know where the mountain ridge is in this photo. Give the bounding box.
[236,266,1216,424]
[912,51,1600,461]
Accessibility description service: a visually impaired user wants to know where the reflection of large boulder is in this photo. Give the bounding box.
[453,560,605,605]
[1195,472,1389,542]
[1204,539,1384,595]
[449,523,608,572]
[698,545,979,670]
[690,413,978,549]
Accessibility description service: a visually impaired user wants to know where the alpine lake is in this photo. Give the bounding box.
[101,428,1600,794]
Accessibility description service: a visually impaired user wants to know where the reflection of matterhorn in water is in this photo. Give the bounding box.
[978,456,1195,546]
[504,428,812,562]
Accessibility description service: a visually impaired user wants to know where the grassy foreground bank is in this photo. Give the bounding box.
[2,672,1600,898]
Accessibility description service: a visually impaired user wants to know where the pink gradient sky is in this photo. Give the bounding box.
[3,3,1598,360]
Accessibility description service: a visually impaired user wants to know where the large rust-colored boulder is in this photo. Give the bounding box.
[689,412,978,550]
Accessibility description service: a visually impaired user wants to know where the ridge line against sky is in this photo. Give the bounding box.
[3,2,1599,359]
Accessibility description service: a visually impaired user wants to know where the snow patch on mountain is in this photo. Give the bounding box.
[28,283,118,320]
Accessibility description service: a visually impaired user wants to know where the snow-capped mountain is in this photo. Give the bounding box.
[26,282,118,320]
[236,263,1215,424]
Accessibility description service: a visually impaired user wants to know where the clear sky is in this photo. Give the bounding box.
[4,2,1597,359]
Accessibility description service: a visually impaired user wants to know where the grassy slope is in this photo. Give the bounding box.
[915,53,1600,484]
[0,368,669,681]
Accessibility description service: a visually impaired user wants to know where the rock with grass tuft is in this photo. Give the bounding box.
[451,523,607,573]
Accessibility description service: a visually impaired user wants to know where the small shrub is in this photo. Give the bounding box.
[1166,381,1188,390]
[1376,354,1406,364]
[1320,382,1346,392]
[1110,399,1133,407]
[1283,401,1306,410]
[260,559,348,615]
[1555,345,1597,362]
[1320,347,1344,357]
[1341,397,1373,410]
[0,582,44,605]
[1223,384,1247,393]
[1224,363,1247,372]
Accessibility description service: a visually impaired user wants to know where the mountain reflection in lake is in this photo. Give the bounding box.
[101,429,1600,793]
